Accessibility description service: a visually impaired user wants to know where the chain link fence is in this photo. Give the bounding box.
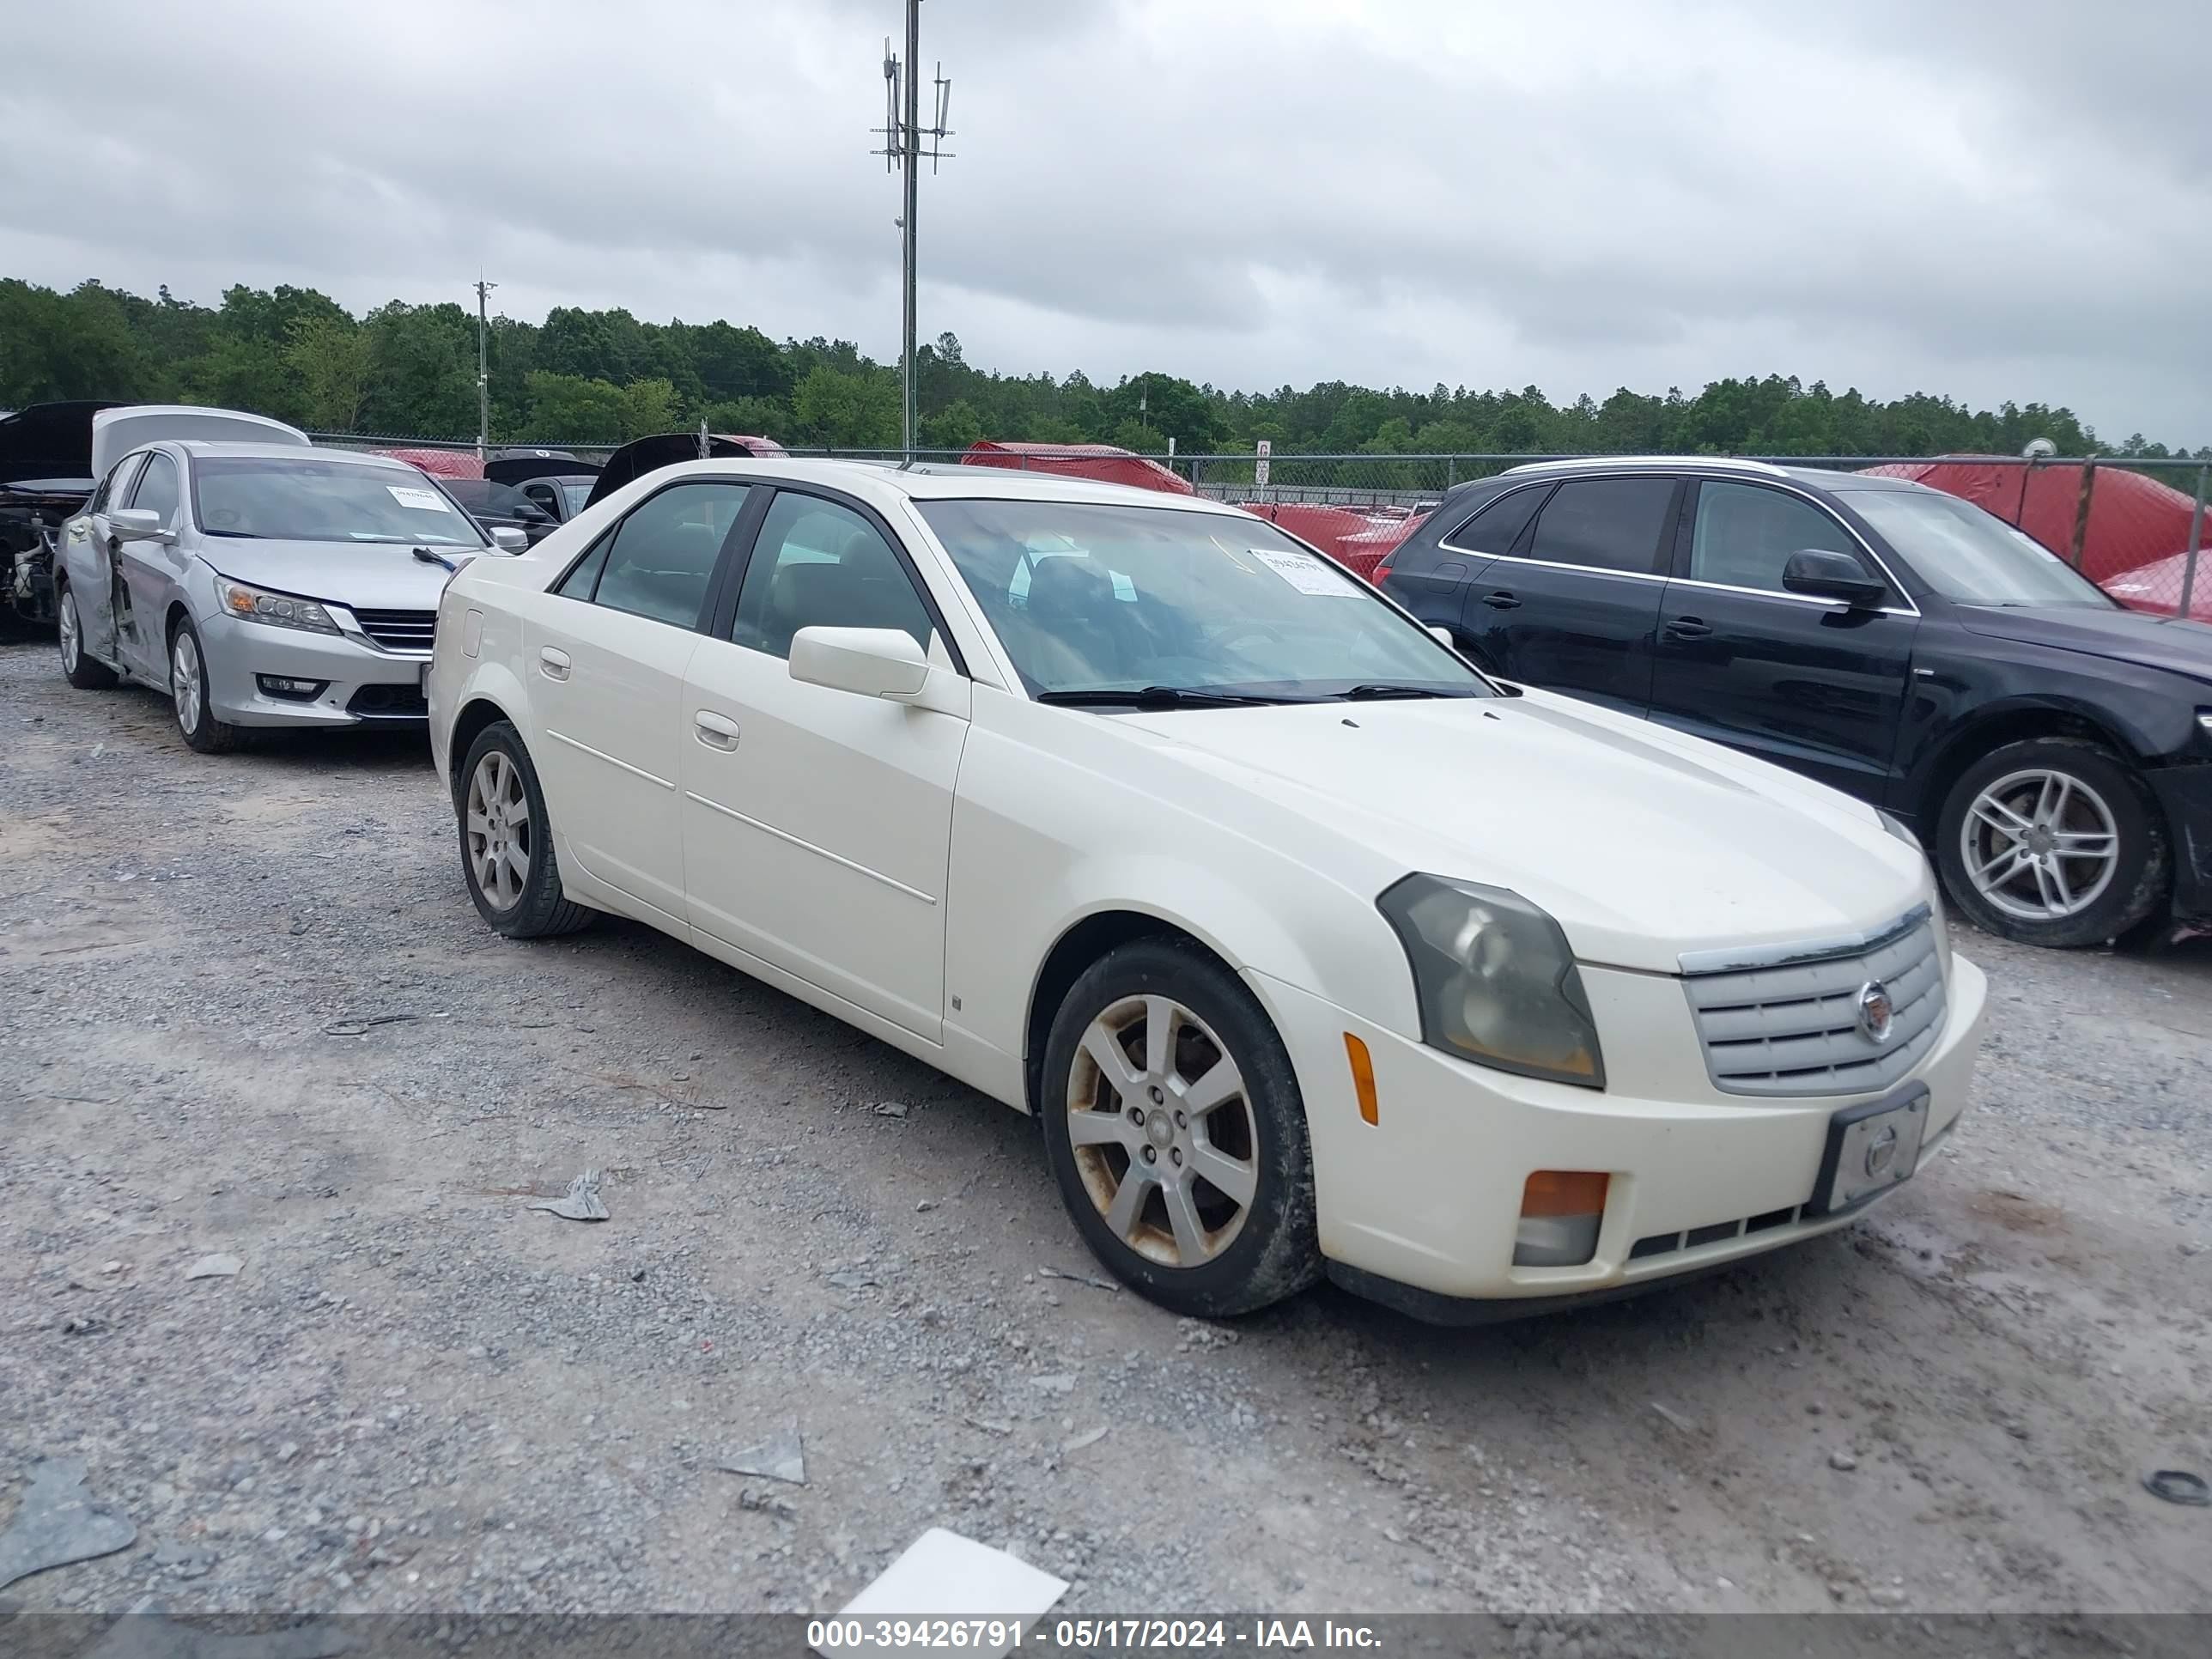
[307,432,2209,620]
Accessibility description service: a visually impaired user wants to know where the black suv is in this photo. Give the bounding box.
[1376,458,2212,948]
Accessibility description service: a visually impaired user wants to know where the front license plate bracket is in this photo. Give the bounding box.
[1805,1085,1929,1218]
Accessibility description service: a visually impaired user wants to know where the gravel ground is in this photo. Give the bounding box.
[3,638,2209,1618]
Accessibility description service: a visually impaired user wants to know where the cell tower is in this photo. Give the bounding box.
[872,0,955,457]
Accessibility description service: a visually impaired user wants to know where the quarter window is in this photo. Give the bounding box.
[1526,478,1676,574]
[1445,485,1548,556]
[131,453,181,526]
[730,493,934,660]
[1690,482,1861,593]
[579,481,753,628]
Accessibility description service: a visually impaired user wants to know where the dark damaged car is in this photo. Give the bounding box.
[0,400,126,628]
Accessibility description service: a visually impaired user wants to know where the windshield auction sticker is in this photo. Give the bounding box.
[1249,547,1356,596]
[386,484,452,512]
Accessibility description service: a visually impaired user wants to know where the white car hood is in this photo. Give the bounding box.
[1118,690,1929,974]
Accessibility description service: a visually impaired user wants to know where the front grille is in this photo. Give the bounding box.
[1681,907,1945,1097]
[352,608,436,652]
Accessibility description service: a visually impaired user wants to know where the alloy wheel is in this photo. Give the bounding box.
[466,750,532,910]
[58,591,81,669]
[171,630,203,735]
[1064,994,1260,1269]
[1960,767,2120,922]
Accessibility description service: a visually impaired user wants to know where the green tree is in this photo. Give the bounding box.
[524,372,629,441]
[617,377,681,438]
[284,313,372,431]
[702,396,791,438]
[920,398,983,451]
[793,365,900,447]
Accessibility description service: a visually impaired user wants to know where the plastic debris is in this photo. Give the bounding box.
[1649,1401,1696,1435]
[874,1101,909,1119]
[737,1488,798,1520]
[1038,1265,1119,1293]
[2142,1468,2210,1506]
[324,1014,419,1037]
[0,1458,137,1592]
[528,1170,610,1222]
[719,1429,806,1486]
[184,1254,242,1280]
[829,1527,1066,1656]
[1060,1425,1109,1455]
[1030,1373,1077,1395]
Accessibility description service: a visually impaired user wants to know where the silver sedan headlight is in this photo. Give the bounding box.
[216,578,341,635]
[1377,875,1606,1090]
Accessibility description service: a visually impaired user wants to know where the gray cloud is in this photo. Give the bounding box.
[0,0,2203,442]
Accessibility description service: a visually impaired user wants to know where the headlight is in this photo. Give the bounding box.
[1377,875,1606,1089]
[217,579,340,635]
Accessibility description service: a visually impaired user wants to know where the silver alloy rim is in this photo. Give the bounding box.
[1960,767,2120,922]
[58,591,80,670]
[1065,994,1259,1268]
[171,630,203,735]
[466,750,532,911]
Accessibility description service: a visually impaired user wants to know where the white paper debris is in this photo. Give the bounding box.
[184,1254,242,1280]
[719,1429,805,1486]
[529,1170,610,1222]
[827,1527,1066,1655]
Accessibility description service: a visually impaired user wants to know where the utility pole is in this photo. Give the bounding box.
[475,277,496,463]
[873,1,954,459]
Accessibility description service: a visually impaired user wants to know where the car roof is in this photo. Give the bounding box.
[170,441,416,467]
[1479,455,1936,497]
[635,456,1253,515]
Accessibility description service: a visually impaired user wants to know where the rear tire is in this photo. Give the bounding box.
[459,720,594,939]
[1936,737,2166,948]
[168,616,236,754]
[57,584,118,690]
[1040,938,1320,1317]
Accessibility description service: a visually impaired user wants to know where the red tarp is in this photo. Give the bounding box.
[371,447,482,480]
[961,441,1194,495]
[1334,513,1429,581]
[1859,458,2205,590]
[1240,505,1427,581]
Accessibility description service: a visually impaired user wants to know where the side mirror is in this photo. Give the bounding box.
[1782,548,1886,608]
[489,526,529,553]
[1428,624,1456,649]
[789,625,931,701]
[512,502,552,524]
[107,507,172,544]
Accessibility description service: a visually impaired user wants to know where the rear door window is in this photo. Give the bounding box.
[1526,478,1676,574]
[1444,485,1550,556]
[586,481,754,629]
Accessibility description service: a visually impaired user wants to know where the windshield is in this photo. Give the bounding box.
[1840,487,2112,609]
[915,498,1490,701]
[441,478,526,522]
[191,459,489,547]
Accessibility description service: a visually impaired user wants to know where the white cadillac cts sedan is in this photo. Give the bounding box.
[428,459,1988,1321]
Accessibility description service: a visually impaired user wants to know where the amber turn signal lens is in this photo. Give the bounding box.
[1520,1170,1609,1218]
[1344,1033,1378,1125]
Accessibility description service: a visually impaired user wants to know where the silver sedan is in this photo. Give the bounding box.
[56,439,520,752]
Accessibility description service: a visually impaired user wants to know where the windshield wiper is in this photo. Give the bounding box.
[1036,686,1303,710]
[413,546,459,573]
[1336,683,1457,701]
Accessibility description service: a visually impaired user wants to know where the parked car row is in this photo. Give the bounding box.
[34,432,2205,1322]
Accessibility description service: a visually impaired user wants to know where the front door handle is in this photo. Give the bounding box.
[1664,616,1713,640]
[1480,590,1522,611]
[538,647,571,681]
[694,710,740,750]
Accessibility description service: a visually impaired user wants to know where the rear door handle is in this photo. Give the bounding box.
[538,647,571,680]
[1480,590,1522,611]
[694,710,740,750]
[1664,616,1713,640]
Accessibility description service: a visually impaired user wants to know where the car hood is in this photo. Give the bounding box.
[195,537,466,611]
[1955,604,2212,683]
[1117,691,1929,973]
[0,400,125,486]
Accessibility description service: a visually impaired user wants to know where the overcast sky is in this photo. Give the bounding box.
[3,0,2205,444]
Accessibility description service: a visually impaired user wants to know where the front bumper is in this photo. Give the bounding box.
[201,611,428,728]
[2148,762,2212,921]
[1250,952,1988,1314]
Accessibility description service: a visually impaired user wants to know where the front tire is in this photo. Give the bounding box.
[1936,737,2166,948]
[58,584,118,690]
[1040,939,1321,1317]
[459,720,594,938]
[169,616,236,754]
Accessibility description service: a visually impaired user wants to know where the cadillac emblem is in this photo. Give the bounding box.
[1856,981,1895,1045]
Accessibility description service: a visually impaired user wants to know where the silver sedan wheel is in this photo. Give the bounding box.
[170,629,204,735]
[465,750,532,911]
[58,590,83,670]
[1064,994,1260,1269]
[1960,767,2120,922]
